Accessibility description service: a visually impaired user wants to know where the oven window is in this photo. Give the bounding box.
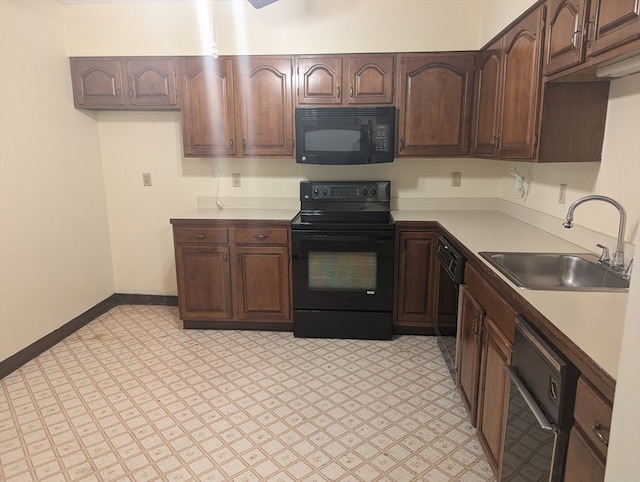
[308,252,376,290]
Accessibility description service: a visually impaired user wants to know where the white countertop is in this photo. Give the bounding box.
[174,206,628,379]
[172,208,298,221]
[394,209,628,379]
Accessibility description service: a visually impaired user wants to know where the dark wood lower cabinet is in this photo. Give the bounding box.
[176,244,233,321]
[457,263,516,480]
[564,376,612,482]
[456,285,484,426]
[476,316,512,475]
[171,220,291,328]
[393,227,440,334]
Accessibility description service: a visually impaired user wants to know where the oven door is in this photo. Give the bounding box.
[291,229,394,339]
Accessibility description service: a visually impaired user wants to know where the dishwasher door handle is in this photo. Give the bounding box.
[504,365,556,432]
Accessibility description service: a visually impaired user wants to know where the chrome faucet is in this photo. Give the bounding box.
[563,195,627,271]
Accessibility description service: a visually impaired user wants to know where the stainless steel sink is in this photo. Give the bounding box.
[478,252,630,291]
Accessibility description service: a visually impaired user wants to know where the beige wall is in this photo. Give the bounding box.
[0,0,114,360]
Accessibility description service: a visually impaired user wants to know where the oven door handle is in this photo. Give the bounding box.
[504,366,556,432]
[295,233,392,244]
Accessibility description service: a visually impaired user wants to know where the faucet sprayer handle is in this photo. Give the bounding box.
[625,259,633,279]
[596,244,610,264]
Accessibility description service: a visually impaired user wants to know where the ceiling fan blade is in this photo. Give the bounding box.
[248,0,278,8]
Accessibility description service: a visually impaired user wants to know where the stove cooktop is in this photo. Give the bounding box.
[292,180,393,230]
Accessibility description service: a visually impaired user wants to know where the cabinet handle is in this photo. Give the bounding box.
[472,313,481,335]
[592,421,609,446]
[193,234,207,239]
[115,87,121,98]
[223,252,228,263]
[242,137,246,153]
[254,234,269,241]
[350,85,354,98]
[400,138,405,151]
[230,138,234,149]
[236,253,241,264]
[336,85,341,99]
[128,75,134,99]
[585,17,596,45]
[571,27,582,51]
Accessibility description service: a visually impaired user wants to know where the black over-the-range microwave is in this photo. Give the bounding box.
[295,106,395,165]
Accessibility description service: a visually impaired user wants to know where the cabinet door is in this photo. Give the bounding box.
[472,40,502,157]
[499,5,544,159]
[564,376,611,482]
[236,56,294,156]
[297,56,342,104]
[235,246,291,321]
[397,53,475,157]
[180,57,237,157]
[456,286,484,426]
[125,58,178,108]
[395,231,439,329]
[545,0,588,75]
[586,0,640,58]
[347,55,395,104]
[477,316,512,477]
[175,245,233,321]
[564,427,606,482]
[70,58,125,108]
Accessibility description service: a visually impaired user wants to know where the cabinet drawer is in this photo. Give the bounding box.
[573,376,612,462]
[235,227,288,245]
[173,227,228,245]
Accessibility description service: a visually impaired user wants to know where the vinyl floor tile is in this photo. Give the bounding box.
[0,305,495,481]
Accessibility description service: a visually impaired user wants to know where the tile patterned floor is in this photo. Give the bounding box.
[0,305,495,481]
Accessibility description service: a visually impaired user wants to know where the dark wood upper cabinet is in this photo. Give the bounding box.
[236,56,294,156]
[396,52,475,157]
[472,40,503,158]
[180,57,237,157]
[179,56,294,158]
[296,54,394,105]
[70,57,178,110]
[586,0,640,58]
[545,0,589,75]
[472,5,545,160]
[545,0,640,76]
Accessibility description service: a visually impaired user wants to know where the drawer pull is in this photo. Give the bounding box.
[254,234,269,241]
[592,421,609,446]
[193,234,208,239]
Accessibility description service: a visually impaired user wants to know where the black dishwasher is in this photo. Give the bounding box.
[435,236,465,379]
[501,315,578,481]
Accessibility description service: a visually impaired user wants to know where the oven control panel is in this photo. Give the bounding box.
[301,181,390,201]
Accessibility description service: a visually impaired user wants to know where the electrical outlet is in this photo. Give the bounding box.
[451,172,461,187]
[232,173,241,188]
[142,172,152,187]
[559,183,567,204]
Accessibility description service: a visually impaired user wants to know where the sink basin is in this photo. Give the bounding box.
[478,252,630,291]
